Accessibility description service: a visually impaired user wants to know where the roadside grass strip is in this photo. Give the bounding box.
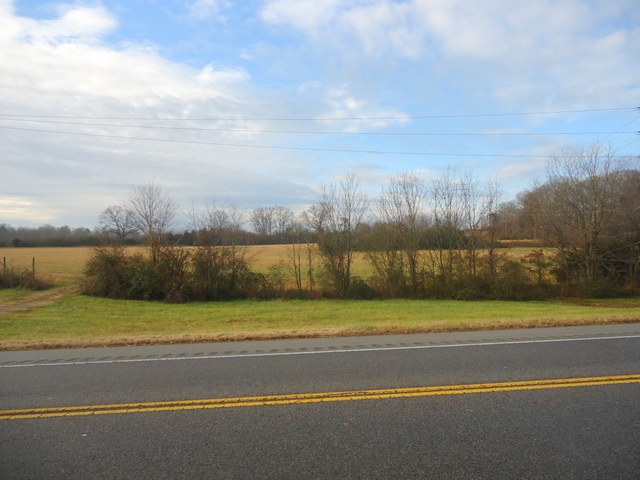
[2,374,639,420]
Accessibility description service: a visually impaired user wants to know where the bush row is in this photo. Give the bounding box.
[81,246,322,303]
[81,245,586,302]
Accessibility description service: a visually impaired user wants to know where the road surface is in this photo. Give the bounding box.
[1,323,639,478]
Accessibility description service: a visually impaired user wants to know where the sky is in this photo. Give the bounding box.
[1,0,639,228]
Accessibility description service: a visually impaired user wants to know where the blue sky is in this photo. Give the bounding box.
[1,0,639,227]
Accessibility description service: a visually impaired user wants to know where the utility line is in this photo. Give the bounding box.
[0,107,634,122]
[0,117,631,137]
[598,114,640,144]
[0,125,567,157]
[613,138,639,154]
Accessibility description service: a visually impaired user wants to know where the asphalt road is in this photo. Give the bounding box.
[1,323,639,479]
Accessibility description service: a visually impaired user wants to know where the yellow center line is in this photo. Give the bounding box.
[2,374,639,420]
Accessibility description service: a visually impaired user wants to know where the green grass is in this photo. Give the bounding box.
[1,245,639,350]
[1,294,639,350]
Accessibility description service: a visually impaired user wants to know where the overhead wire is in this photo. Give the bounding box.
[598,112,640,144]
[1,124,637,158]
[0,116,632,137]
[0,106,636,158]
[0,106,634,122]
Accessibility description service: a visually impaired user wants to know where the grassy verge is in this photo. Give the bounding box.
[1,294,639,350]
[1,246,639,351]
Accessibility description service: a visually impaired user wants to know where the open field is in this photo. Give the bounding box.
[1,247,93,286]
[1,246,639,350]
[1,245,300,282]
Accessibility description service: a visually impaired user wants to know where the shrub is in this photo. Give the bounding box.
[124,256,164,301]
[81,246,132,298]
[155,247,193,303]
[0,266,52,291]
[345,277,381,300]
[282,288,322,300]
[490,259,532,300]
[454,276,491,300]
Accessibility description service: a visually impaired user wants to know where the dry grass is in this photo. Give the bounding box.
[1,247,95,286]
[5,316,640,352]
[0,245,546,284]
[0,245,298,281]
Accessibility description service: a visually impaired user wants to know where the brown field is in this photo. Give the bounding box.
[0,245,373,287]
[1,246,93,285]
[0,245,546,285]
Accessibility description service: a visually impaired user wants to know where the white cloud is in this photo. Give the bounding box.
[341,1,422,57]
[260,0,345,36]
[260,0,423,57]
[0,196,59,224]
[14,5,117,43]
[187,0,229,20]
[319,86,409,131]
[1,1,638,227]
[1,2,386,226]
[260,0,640,106]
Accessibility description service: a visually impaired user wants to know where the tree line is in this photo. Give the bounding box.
[81,144,640,301]
[0,224,97,247]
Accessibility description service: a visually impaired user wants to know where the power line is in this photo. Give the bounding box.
[599,113,640,144]
[0,125,572,157]
[0,107,634,122]
[613,138,639,155]
[0,117,632,137]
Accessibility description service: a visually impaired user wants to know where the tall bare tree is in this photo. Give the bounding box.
[126,181,179,262]
[304,174,368,297]
[532,144,638,290]
[430,168,465,281]
[250,207,275,236]
[250,206,294,238]
[282,219,316,291]
[189,202,254,297]
[428,169,501,286]
[372,172,427,296]
[273,206,295,237]
[478,176,503,281]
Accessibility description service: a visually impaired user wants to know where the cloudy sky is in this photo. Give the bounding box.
[1,0,639,228]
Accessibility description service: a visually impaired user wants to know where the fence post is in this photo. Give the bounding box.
[32,257,35,277]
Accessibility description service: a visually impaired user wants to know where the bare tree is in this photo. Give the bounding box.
[606,169,640,283]
[190,202,254,297]
[479,177,503,282]
[304,174,368,296]
[250,206,294,238]
[372,171,427,296]
[365,220,407,297]
[98,205,137,243]
[533,144,637,290]
[126,181,179,261]
[282,219,316,291]
[199,202,246,245]
[494,200,526,239]
[427,169,501,286]
[250,207,275,236]
[459,171,482,276]
[429,168,465,281]
[273,206,295,237]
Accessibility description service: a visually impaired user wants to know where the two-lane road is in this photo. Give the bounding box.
[2,323,639,478]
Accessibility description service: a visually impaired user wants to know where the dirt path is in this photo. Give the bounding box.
[0,287,76,315]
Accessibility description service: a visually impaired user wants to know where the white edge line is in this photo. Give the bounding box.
[2,334,640,368]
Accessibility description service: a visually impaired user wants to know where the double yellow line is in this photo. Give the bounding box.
[2,374,639,420]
